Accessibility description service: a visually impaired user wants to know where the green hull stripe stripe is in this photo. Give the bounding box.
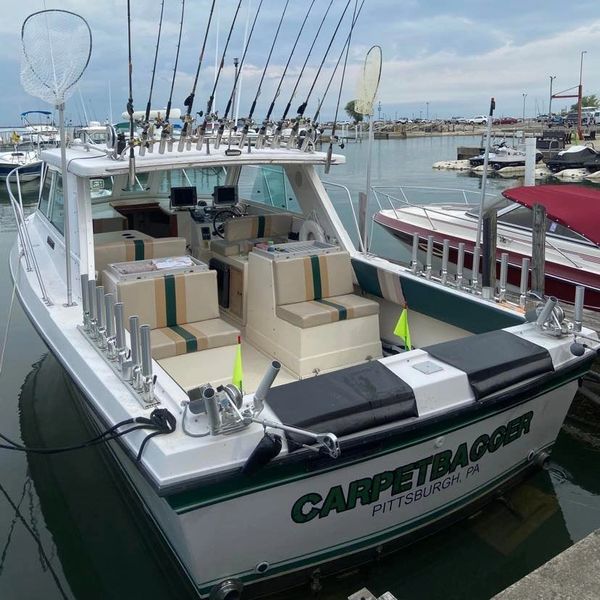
[168,368,585,514]
[317,298,347,320]
[351,259,382,298]
[310,255,322,300]
[164,275,177,327]
[169,325,198,353]
[133,239,145,261]
[196,448,550,595]
[257,215,266,238]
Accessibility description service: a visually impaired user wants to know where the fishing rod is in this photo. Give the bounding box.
[214,0,264,150]
[238,0,290,149]
[140,0,165,156]
[285,0,353,149]
[126,0,136,188]
[254,0,320,149]
[159,0,186,154]
[324,0,359,173]
[177,0,217,152]
[196,0,244,150]
[301,0,364,153]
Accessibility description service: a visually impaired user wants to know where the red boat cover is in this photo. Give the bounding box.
[502,185,600,247]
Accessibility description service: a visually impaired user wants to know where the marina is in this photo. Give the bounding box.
[1,2,600,600]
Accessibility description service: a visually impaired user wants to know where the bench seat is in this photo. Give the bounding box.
[276,293,379,328]
[151,319,240,360]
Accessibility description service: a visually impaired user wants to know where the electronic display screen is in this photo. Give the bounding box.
[213,185,238,206]
[170,186,198,208]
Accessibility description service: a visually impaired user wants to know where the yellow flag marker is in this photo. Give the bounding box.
[232,336,243,392]
[393,307,412,350]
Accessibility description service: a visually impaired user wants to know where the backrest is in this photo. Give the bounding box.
[273,251,354,306]
[94,230,186,278]
[118,270,219,329]
[224,214,293,242]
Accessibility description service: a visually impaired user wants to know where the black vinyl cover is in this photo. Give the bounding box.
[424,330,554,401]
[266,361,417,447]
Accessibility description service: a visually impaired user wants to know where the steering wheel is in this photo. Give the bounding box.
[212,209,239,239]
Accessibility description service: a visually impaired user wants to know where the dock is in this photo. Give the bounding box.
[493,529,600,599]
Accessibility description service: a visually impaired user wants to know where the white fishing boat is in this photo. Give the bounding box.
[7,128,600,598]
[0,148,41,181]
[8,7,600,600]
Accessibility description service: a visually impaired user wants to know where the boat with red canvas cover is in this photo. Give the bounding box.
[373,185,600,310]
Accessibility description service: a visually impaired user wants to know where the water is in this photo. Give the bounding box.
[1,136,600,600]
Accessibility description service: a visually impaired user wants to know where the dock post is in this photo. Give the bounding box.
[531,204,546,297]
[524,137,537,186]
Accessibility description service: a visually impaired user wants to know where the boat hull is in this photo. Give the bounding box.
[374,215,600,311]
[8,240,589,598]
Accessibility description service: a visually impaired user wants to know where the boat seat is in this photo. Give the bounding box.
[246,249,382,377]
[223,213,293,242]
[116,270,239,360]
[94,230,186,282]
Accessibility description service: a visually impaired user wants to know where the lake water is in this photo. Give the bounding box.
[1,136,600,600]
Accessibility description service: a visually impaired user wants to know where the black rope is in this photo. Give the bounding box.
[0,409,176,460]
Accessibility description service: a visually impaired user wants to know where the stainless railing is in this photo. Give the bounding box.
[6,165,51,304]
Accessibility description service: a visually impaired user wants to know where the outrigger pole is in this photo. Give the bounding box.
[159,0,186,154]
[140,0,165,156]
[214,0,264,149]
[237,0,290,148]
[196,0,244,150]
[268,0,333,145]
[285,0,353,149]
[177,0,217,151]
[126,0,136,189]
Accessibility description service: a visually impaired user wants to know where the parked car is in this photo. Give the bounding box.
[446,116,468,124]
[549,115,565,126]
[566,111,596,126]
[493,117,518,125]
[536,114,549,122]
[468,115,488,125]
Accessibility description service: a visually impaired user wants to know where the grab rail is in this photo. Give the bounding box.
[322,180,365,252]
[6,165,51,305]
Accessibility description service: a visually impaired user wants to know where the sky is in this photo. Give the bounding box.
[2,0,600,126]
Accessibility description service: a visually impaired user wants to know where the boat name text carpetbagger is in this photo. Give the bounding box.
[291,411,533,523]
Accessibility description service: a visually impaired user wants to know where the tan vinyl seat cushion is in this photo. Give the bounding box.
[151,319,239,360]
[274,251,354,305]
[276,294,379,328]
[94,230,186,277]
[118,271,220,329]
[224,214,293,242]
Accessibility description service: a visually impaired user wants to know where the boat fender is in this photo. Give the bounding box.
[241,432,282,475]
[299,219,326,242]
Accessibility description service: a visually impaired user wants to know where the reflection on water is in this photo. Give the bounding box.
[1,137,600,599]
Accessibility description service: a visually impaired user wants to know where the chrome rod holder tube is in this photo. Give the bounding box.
[441,239,449,285]
[81,274,90,331]
[537,296,558,328]
[519,257,530,308]
[114,302,129,373]
[104,293,117,360]
[411,233,419,273]
[574,286,585,332]
[472,246,480,291]
[456,243,465,288]
[499,253,509,302]
[425,235,434,280]
[129,315,142,390]
[253,361,281,415]
[87,278,97,339]
[95,285,106,350]
[139,324,155,404]
[203,386,221,435]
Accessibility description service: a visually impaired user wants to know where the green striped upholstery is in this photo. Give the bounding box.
[224,214,293,241]
[276,293,378,329]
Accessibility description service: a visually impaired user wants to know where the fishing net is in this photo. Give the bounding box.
[21,10,92,106]
[355,45,382,116]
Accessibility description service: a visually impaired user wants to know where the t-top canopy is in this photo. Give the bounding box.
[502,184,600,247]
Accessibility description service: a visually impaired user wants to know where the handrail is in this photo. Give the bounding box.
[6,166,51,305]
[322,180,365,252]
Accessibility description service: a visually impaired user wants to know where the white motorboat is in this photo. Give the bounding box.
[7,135,599,598]
[0,148,41,181]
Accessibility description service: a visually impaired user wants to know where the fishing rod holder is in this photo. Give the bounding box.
[471,247,481,291]
[410,234,418,273]
[87,277,98,339]
[95,285,107,350]
[104,292,118,360]
[441,239,449,285]
[498,253,509,302]
[519,258,530,308]
[80,274,90,332]
[535,295,567,337]
[129,315,143,391]
[139,324,156,404]
[114,302,130,372]
[456,243,465,288]
[425,235,433,280]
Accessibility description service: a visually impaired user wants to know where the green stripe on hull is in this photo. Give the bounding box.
[195,449,549,596]
[167,366,586,514]
[352,259,383,298]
